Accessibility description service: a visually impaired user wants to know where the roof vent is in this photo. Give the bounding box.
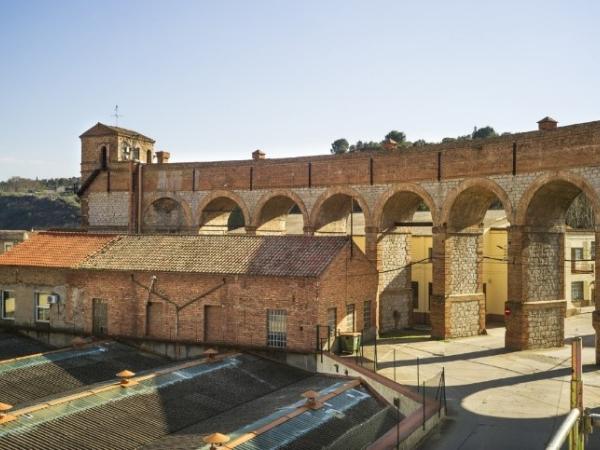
[203,348,219,361]
[116,369,137,387]
[203,432,230,449]
[537,116,558,131]
[0,403,16,424]
[302,390,323,410]
[252,149,266,160]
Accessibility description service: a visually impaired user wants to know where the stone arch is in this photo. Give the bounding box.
[252,190,309,234]
[505,171,600,352]
[310,187,371,233]
[143,196,193,233]
[197,190,251,234]
[374,183,439,231]
[515,172,600,227]
[441,178,513,232]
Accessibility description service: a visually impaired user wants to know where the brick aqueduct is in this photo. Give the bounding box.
[79,118,600,359]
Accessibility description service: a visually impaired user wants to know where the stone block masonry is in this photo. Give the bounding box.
[378,233,412,331]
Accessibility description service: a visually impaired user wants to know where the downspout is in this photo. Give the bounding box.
[144,275,157,336]
[137,163,143,234]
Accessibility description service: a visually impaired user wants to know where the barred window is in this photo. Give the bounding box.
[363,301,371,330]
[1,290,15,320]
[327,307,337,335]
[267,309,287,348]
[346,304,355,332]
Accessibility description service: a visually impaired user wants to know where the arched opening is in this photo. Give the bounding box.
[255,195,305,235]
[100,146,108,169]
[146,149,152,164]
[313,193,365,238]
[199,197,247,234]
[523,181,596,307]
[441,183,511,336]
[508,177,599,351]
[143,197,186,233]
[378,190,434,332]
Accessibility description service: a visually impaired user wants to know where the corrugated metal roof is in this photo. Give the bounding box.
[0,355,311,450]
[0,331,50,360]
[0,342,167,408]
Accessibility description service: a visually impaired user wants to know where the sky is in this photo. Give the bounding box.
[0,0,599,181]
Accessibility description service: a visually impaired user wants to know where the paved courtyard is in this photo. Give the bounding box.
[373,310,600,449]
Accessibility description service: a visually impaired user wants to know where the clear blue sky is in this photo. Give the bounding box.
[1,0,599,180]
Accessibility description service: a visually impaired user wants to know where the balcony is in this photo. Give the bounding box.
[571,261,595,274]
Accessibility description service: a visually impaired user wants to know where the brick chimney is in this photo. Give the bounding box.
[156,151,170,164]
[252,149,266,160]
[537,116,558,131]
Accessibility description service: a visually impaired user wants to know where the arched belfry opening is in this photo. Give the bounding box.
[198,196,247,234]
[255,195,305,235]
[506,178,598,352]
[432,182,510,339]
[100,146,108,169]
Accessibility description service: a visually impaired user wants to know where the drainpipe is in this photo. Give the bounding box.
[144,275,157,335]
[137,163,143,234]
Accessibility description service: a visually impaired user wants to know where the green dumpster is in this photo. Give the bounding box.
[339,332,361,354]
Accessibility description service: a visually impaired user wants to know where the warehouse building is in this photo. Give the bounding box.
[0,232,377,352]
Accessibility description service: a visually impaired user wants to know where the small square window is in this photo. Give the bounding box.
[35,292,51,322]
[2,290,15,320]
[3,242,14,253]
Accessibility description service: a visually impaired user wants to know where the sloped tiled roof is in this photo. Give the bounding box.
[79,122,155,143]
[0,232,118,269]
[80,234,349,277]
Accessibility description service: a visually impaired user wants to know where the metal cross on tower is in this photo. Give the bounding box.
[113,105,123,126]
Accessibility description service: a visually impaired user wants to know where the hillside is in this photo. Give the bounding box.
[0,193,80,230]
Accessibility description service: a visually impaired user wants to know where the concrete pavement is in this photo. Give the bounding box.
[373,311,600,449]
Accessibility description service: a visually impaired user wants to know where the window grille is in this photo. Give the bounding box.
[267,309,287,348]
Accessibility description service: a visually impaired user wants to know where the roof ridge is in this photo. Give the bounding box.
[76,235,123,268]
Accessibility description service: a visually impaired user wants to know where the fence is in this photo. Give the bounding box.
[316,325,447,430]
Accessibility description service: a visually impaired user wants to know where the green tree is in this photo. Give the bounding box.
[472,126,497,140]
[385,130,406,144]
[330,138,350,154]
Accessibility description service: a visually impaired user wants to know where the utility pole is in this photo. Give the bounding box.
[570,337,584,450]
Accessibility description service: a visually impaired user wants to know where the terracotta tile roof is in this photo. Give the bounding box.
[79,122,155,143]
[0,232,118,269]
[79,235,349,277]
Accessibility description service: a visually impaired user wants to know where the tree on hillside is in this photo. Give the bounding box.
[330,138,350,154]
[385,130,407,144]
[349,140,382,152]
[472,126,498,140]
